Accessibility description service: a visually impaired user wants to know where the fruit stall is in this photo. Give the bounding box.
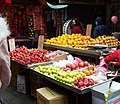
[9,38,120,104]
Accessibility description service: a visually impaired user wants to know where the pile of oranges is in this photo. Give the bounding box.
[82,69,94,76]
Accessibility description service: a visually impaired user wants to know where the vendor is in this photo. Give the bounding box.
[100,46,120,69]
[104,49,120,67]
[95,47,120,74]
[92,17,109,38]
[101,45,120,66]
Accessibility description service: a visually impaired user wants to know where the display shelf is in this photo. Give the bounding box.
[11,59,90,94]
[10,59,120,104]
[44,44,101,64]
[30,68,91,94]
[30,67,112,95]
[11,59,29,69]
[11,59,110,94]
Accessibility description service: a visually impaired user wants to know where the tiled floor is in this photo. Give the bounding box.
[0,84,37,104]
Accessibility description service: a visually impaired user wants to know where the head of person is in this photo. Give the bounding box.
[72,18,81,26]
[95,17,103,25]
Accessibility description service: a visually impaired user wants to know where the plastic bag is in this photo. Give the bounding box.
[94,58,108,76]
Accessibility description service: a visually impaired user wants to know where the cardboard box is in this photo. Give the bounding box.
[53,53,68,61]
[36,87,68,104]
[91,81,120,104]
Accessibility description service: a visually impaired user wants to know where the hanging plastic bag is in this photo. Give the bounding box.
[94,58,108,76]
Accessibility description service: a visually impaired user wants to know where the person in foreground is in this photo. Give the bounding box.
[92,17,109,38]
[0,16,11,104]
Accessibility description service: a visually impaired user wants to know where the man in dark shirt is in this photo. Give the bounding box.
[92,17,109,38]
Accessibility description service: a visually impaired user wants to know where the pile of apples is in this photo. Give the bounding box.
[10,46,51,65]
[34,65,86,86]
[63,58,90,71]
[73,77,98,89]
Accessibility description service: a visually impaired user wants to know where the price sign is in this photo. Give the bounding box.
[9,38,15,52]
[38,35,44,50]
[86,24,92,36]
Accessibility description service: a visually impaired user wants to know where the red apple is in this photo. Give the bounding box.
[84,61,89,66]
[71,64,76,70]
[78,81,84,87]
[66,63,71,68]
[79,62,85,67]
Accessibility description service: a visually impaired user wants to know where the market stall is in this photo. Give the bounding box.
[5,0,120,104]
[9,43,120,104]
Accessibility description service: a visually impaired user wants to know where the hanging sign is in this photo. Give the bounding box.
[9,38,15,51]
[86,24,92,37]
[38,35,44,50]
[6,0,11,4]
[33,6,42,30]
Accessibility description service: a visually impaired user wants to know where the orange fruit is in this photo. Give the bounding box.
[83,70,91,76]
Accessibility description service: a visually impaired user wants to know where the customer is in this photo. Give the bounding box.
[92,17,109,38]
[70,18,84,34]
[0,16,11,103]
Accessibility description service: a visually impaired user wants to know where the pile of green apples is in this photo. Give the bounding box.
[33,65,86,86]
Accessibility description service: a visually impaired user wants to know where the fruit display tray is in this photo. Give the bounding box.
[30,66,111,94]
[27,61,54,68]
[11,59,115,95]
[11,59,54,69]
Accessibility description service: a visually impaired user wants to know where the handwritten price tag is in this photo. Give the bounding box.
[38,35,44,50]
[86,24,92,36]
[9,38,15,52]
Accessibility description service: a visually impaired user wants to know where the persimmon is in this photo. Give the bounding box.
[83,70,91,76]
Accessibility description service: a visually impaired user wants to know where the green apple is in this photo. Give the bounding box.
[107,89,114,94]
[104,93,108,101]
[80,72,86,77]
